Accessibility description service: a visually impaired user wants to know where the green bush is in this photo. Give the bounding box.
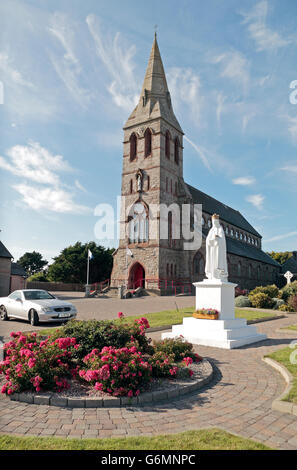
[235,296,251,308]
[249,292,274,309]
[249,284,279,299]
[280,281,297,302]
[153,337,202,363]
[278,304,293,312]
[51,319,152,359]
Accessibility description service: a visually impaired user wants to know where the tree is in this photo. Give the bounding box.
[27,271,49,282]
[17,251,48,276]
[267,251,293,265]
[47,242,114,284]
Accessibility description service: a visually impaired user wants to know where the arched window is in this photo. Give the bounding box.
[130,133,137,161]
[193,252,205,277]
[129,202,149,243]
[165,131,170,159]
[130,179,133,194]
[174,137,179,164]
[170,179,173,194]
[168,212,172,247]
[248,264,252,279]
[144,128,152,157]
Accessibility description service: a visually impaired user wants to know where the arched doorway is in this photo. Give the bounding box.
[128,262,145,289]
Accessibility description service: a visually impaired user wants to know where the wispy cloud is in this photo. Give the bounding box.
[48,12,92,108]
[246,193,264,209]
[0,141,90,214]
[167,68,204,127]
[211,50,250,94]
[184,136,212,171]
[86,13,139,112]
[266,230,297,243]
[13,183,91,214]
[280,165,297,173]
[0,52,33,88]
[0,141,71,185]
[216,93,226,134]
[240,0,290,52]
[232,176,255,186]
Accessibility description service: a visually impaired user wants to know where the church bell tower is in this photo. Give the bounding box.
[110,34,192,292]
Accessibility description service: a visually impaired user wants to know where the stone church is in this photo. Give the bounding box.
[110,35,280,294]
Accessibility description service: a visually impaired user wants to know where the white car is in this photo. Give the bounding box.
[0,289,77,326]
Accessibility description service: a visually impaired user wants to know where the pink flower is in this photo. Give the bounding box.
[117,311,124,319]
[127,390,133,397]
[95,382,103,391]
[182,357,193,367]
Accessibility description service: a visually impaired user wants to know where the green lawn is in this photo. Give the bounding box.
[281,325,297,331]
[36,307,278,337]
[0,428,271,450]
[267,347,297,404]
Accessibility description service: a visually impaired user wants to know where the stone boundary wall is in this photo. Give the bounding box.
[27,281,84,292]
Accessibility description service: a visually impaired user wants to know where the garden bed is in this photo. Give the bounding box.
[5,359,213,408]
[0,317,211,408]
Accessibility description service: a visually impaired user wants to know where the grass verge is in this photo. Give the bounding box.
[267,347,297,404]
[0,428,271,450]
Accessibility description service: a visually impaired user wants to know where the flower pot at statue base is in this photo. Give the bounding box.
[193,312,219,320]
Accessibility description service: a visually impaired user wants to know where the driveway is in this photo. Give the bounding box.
[0,294,195,340]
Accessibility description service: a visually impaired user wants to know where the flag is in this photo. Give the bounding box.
[88,249,93,259]
[126,247,133,258]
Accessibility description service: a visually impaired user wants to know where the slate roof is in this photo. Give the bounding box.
[11,262,27,277]
[187,184,261,238]
[281,256,297,274]
[0,241,13,259]
[226,237,280,267]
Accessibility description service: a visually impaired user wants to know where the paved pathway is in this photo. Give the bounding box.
[0,314,297,449]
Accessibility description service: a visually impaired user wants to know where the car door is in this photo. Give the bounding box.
[6,291,25,318]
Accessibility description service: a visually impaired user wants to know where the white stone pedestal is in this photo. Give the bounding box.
[162,280,267,349]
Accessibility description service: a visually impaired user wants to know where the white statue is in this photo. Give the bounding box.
[205,214,228,281]
[136,169,143,192]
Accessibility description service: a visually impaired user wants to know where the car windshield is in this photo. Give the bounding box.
[23,291,55,300]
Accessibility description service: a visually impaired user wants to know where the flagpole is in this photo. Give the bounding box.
[126,247,128,289]
[87,251,90,285]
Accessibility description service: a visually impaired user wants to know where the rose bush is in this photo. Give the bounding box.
[0,332,79,395]
[78,345,152,397]
[1,316,203,398]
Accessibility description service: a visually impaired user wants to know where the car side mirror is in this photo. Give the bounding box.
[16,298,22,302]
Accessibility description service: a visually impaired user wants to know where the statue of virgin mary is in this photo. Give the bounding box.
[205,214,228,281]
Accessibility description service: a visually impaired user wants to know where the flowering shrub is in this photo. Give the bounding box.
[287,295,297,312]
[235,287,248,297]
[51,319,152,359]
[194,308,219,316]
[153,337,203,363]
[79,345,152,397]
[0,332,78,395]
[1,316,203,398]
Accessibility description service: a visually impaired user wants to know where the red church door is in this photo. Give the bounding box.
[129,263,145,289]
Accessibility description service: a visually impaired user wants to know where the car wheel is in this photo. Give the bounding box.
[29,309,39,326]
[0,306,8,321]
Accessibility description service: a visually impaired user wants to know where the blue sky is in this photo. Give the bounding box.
[0,0,297,263]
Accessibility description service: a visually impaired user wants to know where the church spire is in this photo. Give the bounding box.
[124,35,183,133]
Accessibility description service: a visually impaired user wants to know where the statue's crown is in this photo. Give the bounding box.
[212,213,220,219]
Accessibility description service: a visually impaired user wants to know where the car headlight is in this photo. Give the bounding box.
[42,307,53,313]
